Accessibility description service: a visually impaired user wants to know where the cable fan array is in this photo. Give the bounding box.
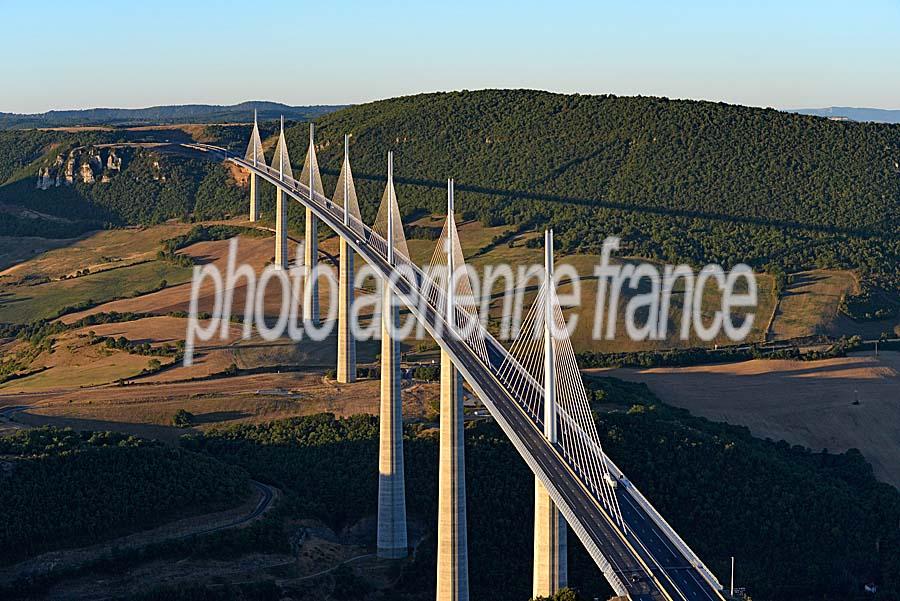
[244,111,265,168]
[422,181,489,366]
[269,116,293,181]
[497,271,626,531]
[329,136,366,237]
[299,124,325,197]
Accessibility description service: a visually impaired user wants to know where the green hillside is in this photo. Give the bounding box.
[0,127,252,234]
[289,90,899,299]
[0,427,249,565]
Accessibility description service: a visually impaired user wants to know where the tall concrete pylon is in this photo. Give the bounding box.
[436,179,470,601]
[245,110,265,222]
[300,123,324,324]
[377,151,408,559]
[334,135,359,384]
[270,115,292,269]
[533,228,567,598]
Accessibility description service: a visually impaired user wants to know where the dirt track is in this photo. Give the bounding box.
[0,480,278,588]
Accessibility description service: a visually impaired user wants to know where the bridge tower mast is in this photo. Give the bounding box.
[248,109,260,222]
[377,151,408,559]
[274,115,288,269]
[303,123,320,324]
[436,179,470,601]
[336,135,356,383]
[533,228,567,597]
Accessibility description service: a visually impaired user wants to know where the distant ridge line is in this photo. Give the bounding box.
[0,101,348,129]
[788,106,900,124]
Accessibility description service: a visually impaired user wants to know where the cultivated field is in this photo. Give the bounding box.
[596,350,900,489]
[57,235,282,322]
[2,372,437,442]
[0,235,83,273]
[2,216,890,466]
[0,223,193,281]
[0,331,159,392]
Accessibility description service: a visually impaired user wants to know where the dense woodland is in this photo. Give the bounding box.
[180,378,900,601]
[0,127,247,233]
[0,427,249,565]
[1,379,898,599]
[0,152,245,227]
[287,91,900,301]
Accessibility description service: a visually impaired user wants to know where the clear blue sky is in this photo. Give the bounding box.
[3,0,899,113]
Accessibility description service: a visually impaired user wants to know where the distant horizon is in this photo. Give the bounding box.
[3,91,899,117]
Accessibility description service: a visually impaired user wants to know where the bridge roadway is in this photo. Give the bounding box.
[218,149,724,601]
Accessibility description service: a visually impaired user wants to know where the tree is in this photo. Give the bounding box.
[172,409,195,428]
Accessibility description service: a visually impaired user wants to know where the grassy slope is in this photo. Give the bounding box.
[0,223,193,279]
[771,269,858,339]
[0,259,192,323]
[0,223,205,325]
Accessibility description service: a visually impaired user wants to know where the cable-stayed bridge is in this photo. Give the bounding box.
[185,114,727,601]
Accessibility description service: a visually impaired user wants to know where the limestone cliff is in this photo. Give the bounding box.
[37,145,136,189]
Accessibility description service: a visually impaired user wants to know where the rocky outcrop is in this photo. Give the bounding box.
[88,150,102,172]
[106,149,122,171]
[37,146,134,189]
[64,153,76,185]
[150,159,165,181]
[35,168,52,190]
[79,161,95,184]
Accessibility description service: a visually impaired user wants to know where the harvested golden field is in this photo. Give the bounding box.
[2,372,435,442]
[0,223,193,281]
[0,331,159,392]
[72,315,249,383]
[0,235,84,273]
[597,351,900,489]
[69,315,209,346]
[59,235,284,322]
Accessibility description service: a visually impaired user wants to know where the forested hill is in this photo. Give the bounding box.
[292,89,900,290]
[2,90,898,297]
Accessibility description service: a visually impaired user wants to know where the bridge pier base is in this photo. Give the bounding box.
[533,479,567,598]
[377,287,407,559]
[336,237,356,383]
[249,173,258,222]
[436,349,469,601]
[303,208,319,323]
[274,188,287,268]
